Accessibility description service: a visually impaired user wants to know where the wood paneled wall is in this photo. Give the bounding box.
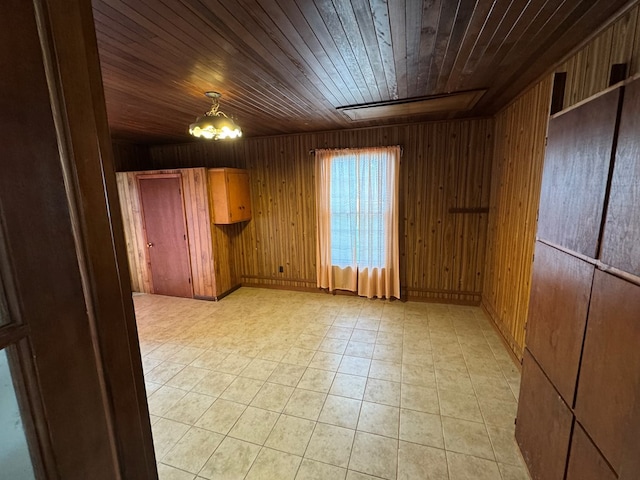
[558,5,640,109]
[116,168,219,299]
[111,141,151,172]
[483,78,552,359]
[145,119,494,303]
[483,4,640,360]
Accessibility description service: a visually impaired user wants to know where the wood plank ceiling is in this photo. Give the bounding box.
[92,0,633,143]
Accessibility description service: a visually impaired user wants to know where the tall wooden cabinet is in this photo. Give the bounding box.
[516,78,640,479]
[116,167,251,300]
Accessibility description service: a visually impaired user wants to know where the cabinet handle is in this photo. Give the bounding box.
[147,242,153,248]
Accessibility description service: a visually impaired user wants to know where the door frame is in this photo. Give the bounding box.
[136,173,194,298]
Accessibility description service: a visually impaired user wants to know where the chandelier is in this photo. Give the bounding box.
[189,92,242,140]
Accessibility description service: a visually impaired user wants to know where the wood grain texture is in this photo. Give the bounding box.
[89,0,633,143]
[575,270,640,474]
[566,423,617,480]
[538,87,620,257]
[558,6,639,109]
[116,168,216,298]
[482,77,552,359]
[516,350,574,480]
[146,118,494,303]
[526,242,594,406]
[601,76,640,276]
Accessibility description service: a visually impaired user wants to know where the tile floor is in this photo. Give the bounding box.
[136,288,531,480]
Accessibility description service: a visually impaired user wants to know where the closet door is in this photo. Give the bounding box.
[138,175,193,298]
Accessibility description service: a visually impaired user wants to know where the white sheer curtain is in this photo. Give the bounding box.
[315,146,400,299]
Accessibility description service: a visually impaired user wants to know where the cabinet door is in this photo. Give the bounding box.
[227,171,251,222]
[516,350,573,480]
[537,88,620,257]
[566,424,616,480]
[525,242,594,405]
[574,270,640,473]
[601,77,640,276]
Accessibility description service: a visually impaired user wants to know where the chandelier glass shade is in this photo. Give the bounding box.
[189,92,242,140]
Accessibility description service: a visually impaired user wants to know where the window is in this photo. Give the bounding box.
[315,146,400,299]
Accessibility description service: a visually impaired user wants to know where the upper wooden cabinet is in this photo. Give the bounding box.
[208,168,252,224]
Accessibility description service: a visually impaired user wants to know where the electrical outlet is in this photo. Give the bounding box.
[279,266,284,273]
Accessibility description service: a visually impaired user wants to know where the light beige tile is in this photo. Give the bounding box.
[330,373,367,399]
[344,341,375,358]
[338,356,371,377]
[228,406,279,444]
[143,356,163,373]
[191,371,236,397]
[163,427,224,473]
[199,437,260,480]
[326,326,354,340]
[486,423,525,466]
[145,381,162,397]
[402,364,437,387]
[190,350,228,370]
[438,388,483,422]
[305,423,355,468]
[318,395,362,429]
[219,377,264,404]
[373,344,403,363]
[166,366,210,390]
[498,463,531,480]
[151,418,190,460]
[447,451,502,480]
[164,392,215,425]
[376,331,403,346]
[478,397,518,427]
[471,373,518,403]
[363,378,400,407]
[146,362,185,384]
[319,337,348,354]
[443,416,494,460]
[251,383,294,412]
[167,346,206,365]
[257,346,290,362]
[295,458,347,480]
[195,398,246,434]
[399,408,443,448]
[215,354,253,375]
[294,333,324,350]
[435,368,475,395]
[369,359,402,382]
[245,447,302,480]
[400,384,439,414]
[268,363,306,387]
[397,441,448,480]
[297,368,335,393]
[350,329,377,343]
[240,358,279,381]
[346,471,381,480]
[357,402,399,438]
[308,351,343,371]
[148,343,183,361]
[157,463,196,480]
[355,319,380,331]
[148,385,188,416]
[283,389,326,421]
[401,352,434,368]
[349,431,398,479]
[265,414,315,455]
[282,347,316,367]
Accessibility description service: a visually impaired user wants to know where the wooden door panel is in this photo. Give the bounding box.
[574,270,640,473]
[138,176,192,298]
[227,172,251,221]
[537,88,620,257]
[525,241,594,405]
[516,349,573,480]
[601,77,640,276]
[566,423,616,480]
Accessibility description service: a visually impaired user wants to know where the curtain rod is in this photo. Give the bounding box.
[309,146,404,156]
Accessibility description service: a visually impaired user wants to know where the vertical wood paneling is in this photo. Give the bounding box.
[559,6,639,109]
[116,168,216,298]
[484,6,640,361]
[146,119,494,303]
[483,77,552,359]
